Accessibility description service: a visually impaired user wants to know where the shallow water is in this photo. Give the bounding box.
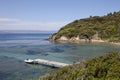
[0,32,120,80]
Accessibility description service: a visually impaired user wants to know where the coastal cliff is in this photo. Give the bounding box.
[49,33,104,43]
[49,11,120,43]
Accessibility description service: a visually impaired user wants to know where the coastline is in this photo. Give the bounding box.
[92,39,120,46]
[109,42,120,46]
[49,37,120,46]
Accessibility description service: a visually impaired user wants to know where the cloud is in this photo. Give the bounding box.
[0,18,67,31]
[0,18,19,22]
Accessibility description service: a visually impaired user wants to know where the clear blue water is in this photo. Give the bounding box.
[0,31,120,80]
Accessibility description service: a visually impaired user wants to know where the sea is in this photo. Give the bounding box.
[0,30,120,80]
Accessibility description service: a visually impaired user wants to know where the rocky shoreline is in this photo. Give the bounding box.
[49,35,120,46]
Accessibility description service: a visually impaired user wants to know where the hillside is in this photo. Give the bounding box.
[49,11,120,42]
[39,52,120,80]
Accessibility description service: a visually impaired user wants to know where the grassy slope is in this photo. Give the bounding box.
[39,52,120,80]
[51,11,120,42]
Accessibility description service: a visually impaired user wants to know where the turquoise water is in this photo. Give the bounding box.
[0,31,120,80]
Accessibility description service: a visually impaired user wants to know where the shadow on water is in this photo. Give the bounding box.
[26,63,58,69]
[50,47,64,53]
[26,50,49,56]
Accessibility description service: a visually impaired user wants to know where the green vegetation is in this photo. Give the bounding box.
[39,52,120,80]
[51,11,120,42]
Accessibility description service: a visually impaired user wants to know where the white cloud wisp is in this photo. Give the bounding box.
[0,18,67,31]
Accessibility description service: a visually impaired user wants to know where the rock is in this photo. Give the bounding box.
[58,36,69,41]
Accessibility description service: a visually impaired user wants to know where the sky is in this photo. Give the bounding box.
[0,0,120,31]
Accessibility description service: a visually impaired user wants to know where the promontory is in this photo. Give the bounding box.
[49,11,120,43]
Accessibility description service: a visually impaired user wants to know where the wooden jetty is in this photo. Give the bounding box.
[24,59,69,68]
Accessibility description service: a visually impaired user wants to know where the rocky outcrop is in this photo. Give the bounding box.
[54,35,80,41]
[70,35,80,41]
[92,33,101,40]
[58,36,69,41]
[49,35,87,42]
[49,35,57,41]
[49,33,105,43]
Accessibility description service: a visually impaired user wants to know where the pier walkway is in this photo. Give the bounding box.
[25,59,69,68]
